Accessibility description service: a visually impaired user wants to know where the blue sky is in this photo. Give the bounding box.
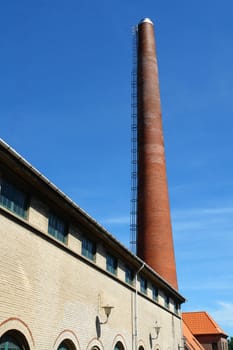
[1,0,233,337]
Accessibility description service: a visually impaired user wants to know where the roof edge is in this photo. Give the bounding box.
[0,138,185,302]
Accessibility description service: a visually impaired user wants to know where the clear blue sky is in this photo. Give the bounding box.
[1,0,233,337]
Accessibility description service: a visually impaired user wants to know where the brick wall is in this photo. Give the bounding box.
[0,206,182,350]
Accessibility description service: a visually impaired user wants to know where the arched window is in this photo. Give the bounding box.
[58,339,76,350]
[0,335,20,350]
[139,346,144,350]
[0,330,29,350]
[114,342,125,350]
[58,344,69,350]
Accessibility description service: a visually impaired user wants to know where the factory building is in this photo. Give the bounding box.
[0,18,185,350]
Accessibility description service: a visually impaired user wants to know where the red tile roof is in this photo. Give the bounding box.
[183,319,205,350]
[182,312,227,336]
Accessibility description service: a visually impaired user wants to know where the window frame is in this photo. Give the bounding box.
[125,266,134,285]
[152,285,159,301]
[48,212,67,243]
[0,178,28,219]
[114,341,125,350]
[0,330,30,350]
[81,236,96,261]
[165,295,170,309]
[140,276,147,294]
[106,253,118,275]
[175,302,180,314]
[0,335,20,350]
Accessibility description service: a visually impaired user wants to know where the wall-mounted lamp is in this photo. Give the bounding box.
[100,305,114,324]
[151,321,161,340]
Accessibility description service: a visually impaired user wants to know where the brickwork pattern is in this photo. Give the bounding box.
[0,209,182,350]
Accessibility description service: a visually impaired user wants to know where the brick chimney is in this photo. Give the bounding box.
[136,18,178,290]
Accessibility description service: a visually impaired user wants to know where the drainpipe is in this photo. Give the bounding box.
[134,263,145,350]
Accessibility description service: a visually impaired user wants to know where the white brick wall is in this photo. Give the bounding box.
[0,204,182,350]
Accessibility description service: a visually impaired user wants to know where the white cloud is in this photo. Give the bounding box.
[210,301,233,331]
[100,216,130,225]
[172,206,233,218]
[171,205,233,235]
[181,278,233,292]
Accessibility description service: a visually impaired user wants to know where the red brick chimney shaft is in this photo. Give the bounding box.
[136,19,178,290]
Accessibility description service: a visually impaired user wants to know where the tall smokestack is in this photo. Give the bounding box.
[136,18,178,290]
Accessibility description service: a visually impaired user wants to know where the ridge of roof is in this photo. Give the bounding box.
[204,312,227,335]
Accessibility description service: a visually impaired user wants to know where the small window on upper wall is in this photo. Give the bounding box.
[165,295,170,309]
[48,213,67,243]
[0,179,28,218]
[106,253,117,275]
[175,302,180,314]
[140,276,147,294]
[152,286,159,301]
[125,266,134,285]
[81,236,96,261]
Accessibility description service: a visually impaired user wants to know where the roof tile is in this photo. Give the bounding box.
[183,319,205,350]
[182,312,227,336]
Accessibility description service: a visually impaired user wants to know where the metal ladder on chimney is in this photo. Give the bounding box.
[130,26,138,254]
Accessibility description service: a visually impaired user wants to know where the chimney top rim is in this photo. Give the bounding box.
[138,18,154,25]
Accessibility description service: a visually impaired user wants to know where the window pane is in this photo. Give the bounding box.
[48,213,67,243]
[0,335,20,350]
[81,237,96,261]
[58,346,69,350]
[114,342,124,350]
[152,286,158,301]
[125,267,134,285]
[0,180,27,218]
[165,295,170,308]
[140,277,147,294]
[106,254,117,275]
[175,302,180,314]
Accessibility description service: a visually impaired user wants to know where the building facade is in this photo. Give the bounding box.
[0,139,185,350]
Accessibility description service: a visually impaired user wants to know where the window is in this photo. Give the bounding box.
[0,179,28,218]
[106,253,117,275]
[212,344,218,350]
[81,236,96,261]
[0,335,20,350]
[48,213,67,243]
[0,330,30,350]
[175,302,180,314]
[58,339,76,350]
[152,286,159,301]
[165,295,170,309]
[125,266,134,285]
[140,277,147,294]
[58,345,69,350]
[114,342,125,350]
